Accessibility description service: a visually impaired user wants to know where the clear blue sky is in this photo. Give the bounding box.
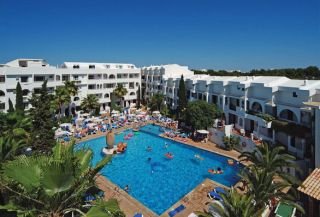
[0,0,319,71]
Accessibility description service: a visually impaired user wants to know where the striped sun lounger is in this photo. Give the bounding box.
[168,204,186,217]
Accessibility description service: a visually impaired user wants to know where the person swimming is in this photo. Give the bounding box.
[148,157,151,162]
[146,146,152,151]
[164,142,168,149]
[194,154,204,160]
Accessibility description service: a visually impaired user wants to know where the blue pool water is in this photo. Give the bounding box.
[78,124,242,215]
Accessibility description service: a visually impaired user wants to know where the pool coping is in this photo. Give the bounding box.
[78,124,245,216]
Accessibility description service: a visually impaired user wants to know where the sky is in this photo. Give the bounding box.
[0,0,319,71]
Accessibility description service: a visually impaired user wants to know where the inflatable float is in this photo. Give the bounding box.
[165,153,174,159]
[117,142,127,153]
[228,159,235,166]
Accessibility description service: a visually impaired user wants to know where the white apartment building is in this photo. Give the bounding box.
[142,64,320,175]
[0,58,141,114]
[141,64,194,108]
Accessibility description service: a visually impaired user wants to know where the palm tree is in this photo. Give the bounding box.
[0,142,124,217]
[240,167,305,214]
[149,93,165,111]
[81,94,100,114]
[113,84,128,108]
[1,112,31,145]
[196,188,261,217]
[53,86,71,120]
[64,80,78,96]
[239,143,300,185]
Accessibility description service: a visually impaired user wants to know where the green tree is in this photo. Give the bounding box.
[15,82,24,114]
[110,92,119,111]
[1,112,31,145]
[177,75,187,119]
[185,100,221,130]
[81,95,100,114]
[113,84,128,108]
[239,143,300,185]
[223,136,240,151]
[136,85,141,109]
[196,188,261,217]
[29,80,55,153]
[149,93,165,112]
[64,80,78,96]
[7,98,14,113]
[53,86,71,120]
[160,104,170,117]
[240,168,303,213]
[0,142,124,217]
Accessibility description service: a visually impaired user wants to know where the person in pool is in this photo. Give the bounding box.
[164,142,168,149]
[124,185,130,192]
[148,157,151,162]
[217,167,224,174]
[147,146,152,151]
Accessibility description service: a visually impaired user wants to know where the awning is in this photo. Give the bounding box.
[197,130,209,134]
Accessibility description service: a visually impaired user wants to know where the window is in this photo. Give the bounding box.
[104,93,110,98]
[105,65,110,69]
[21,76,28,82]
[73,75,78,80]
[88,85,95,90]
[23,103,29,109]
[109,74,115,79]
[103,74,108,79]
[129,82,134,89]
[0,103,5,110]
[89,65,95,69]
[88,75,95,80]
[56,75,61,81]
[74,97,80,101]
[0,76,5,82]
[73,65,80,69]
[293,92,298,97]
[34,76,45,82]
[130,92,135,96]
[62,75,69,81]
[0,90,5,96]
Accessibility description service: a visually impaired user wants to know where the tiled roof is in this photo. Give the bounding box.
[298,168,320,200]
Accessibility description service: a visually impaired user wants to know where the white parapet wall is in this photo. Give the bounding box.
[208,127,258,153]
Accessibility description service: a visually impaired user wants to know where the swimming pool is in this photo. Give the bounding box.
[78,124,242,215]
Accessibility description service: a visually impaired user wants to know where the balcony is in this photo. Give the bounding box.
[271,119,310,138]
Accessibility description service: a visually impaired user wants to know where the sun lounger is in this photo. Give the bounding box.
[133,213,143,217]
[208,191,223,201]
[168,204,186,217]
[214,187,226,194]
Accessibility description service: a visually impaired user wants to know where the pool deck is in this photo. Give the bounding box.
[79,123,248,216]
[160,179,229,217]
[96,175,158,217]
